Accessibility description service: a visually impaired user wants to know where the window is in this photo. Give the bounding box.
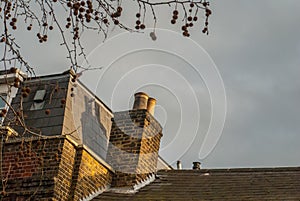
[30,90,46,110]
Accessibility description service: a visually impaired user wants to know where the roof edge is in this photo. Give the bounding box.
[158,166,300,173]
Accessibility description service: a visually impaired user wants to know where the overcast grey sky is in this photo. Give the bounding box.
[6,1,300,169]
[197,1,300,169]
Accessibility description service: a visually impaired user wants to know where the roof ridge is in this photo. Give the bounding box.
[158,166,300,173]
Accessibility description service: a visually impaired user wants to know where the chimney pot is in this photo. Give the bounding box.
[133,92,149,110]
[177,161,182,170]
[192,162,201,170]
[147,97,156,116]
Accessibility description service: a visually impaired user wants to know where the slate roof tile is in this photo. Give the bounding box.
[4,73,70,137]
[94,167,300,200]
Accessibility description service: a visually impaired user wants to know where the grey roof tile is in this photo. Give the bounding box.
[94,167,300,200]
[3,73,70,137]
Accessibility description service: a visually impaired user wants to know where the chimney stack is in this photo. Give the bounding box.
[106,92,162,188]
[192,162,201,170]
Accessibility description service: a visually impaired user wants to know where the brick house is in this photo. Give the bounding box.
[0,69,299,200]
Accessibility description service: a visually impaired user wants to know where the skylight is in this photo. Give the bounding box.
[30,89,46,110]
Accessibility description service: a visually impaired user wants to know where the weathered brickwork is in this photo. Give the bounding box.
[53,138,113,201]
[53,138,76,201]
[72,149,113,200]
[106,109,162,187]
[0,135,113,201]
[0,136,65,200]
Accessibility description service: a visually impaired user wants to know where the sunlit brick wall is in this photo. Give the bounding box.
[106,110,162,188]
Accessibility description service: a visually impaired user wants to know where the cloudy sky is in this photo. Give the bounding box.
[5,1,300,169]
[196,1,300,169]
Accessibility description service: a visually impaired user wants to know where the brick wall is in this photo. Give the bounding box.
[72,149,113,200]
[0,135,113,201]
[106,109,162,188]
[53,138,76,200]
[0,136,64,200]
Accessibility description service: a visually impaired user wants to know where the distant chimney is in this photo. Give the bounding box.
[133,92,149,110]
[147,97,156,116]
[177,161,182,170]
[192,162,201,170]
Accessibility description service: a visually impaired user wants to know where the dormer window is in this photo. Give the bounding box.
[30,89,46,110]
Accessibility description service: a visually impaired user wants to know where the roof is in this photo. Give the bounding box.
[157,156,173,170]
[5,73,70,136]
[4,70,114,158]
[94,167,300,200]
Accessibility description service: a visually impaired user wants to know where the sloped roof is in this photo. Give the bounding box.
[5,73,70,136]
[94,167,300,200]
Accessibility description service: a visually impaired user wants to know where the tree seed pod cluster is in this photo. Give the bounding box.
[61,98,66,104]
[134,12,145,30]
[0,37,5,43]
[171,10,178,24]
[13,77,20,88]
[202,8,211,34]
[111,6,122,18]
[21,86,31,98]
[9,17,17,30]
[0,0,211,77]
[37,33,48,43]
[45,109,51,115]
[0,109,7,117]
[10,67,18,73]
[166,1,211,37]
